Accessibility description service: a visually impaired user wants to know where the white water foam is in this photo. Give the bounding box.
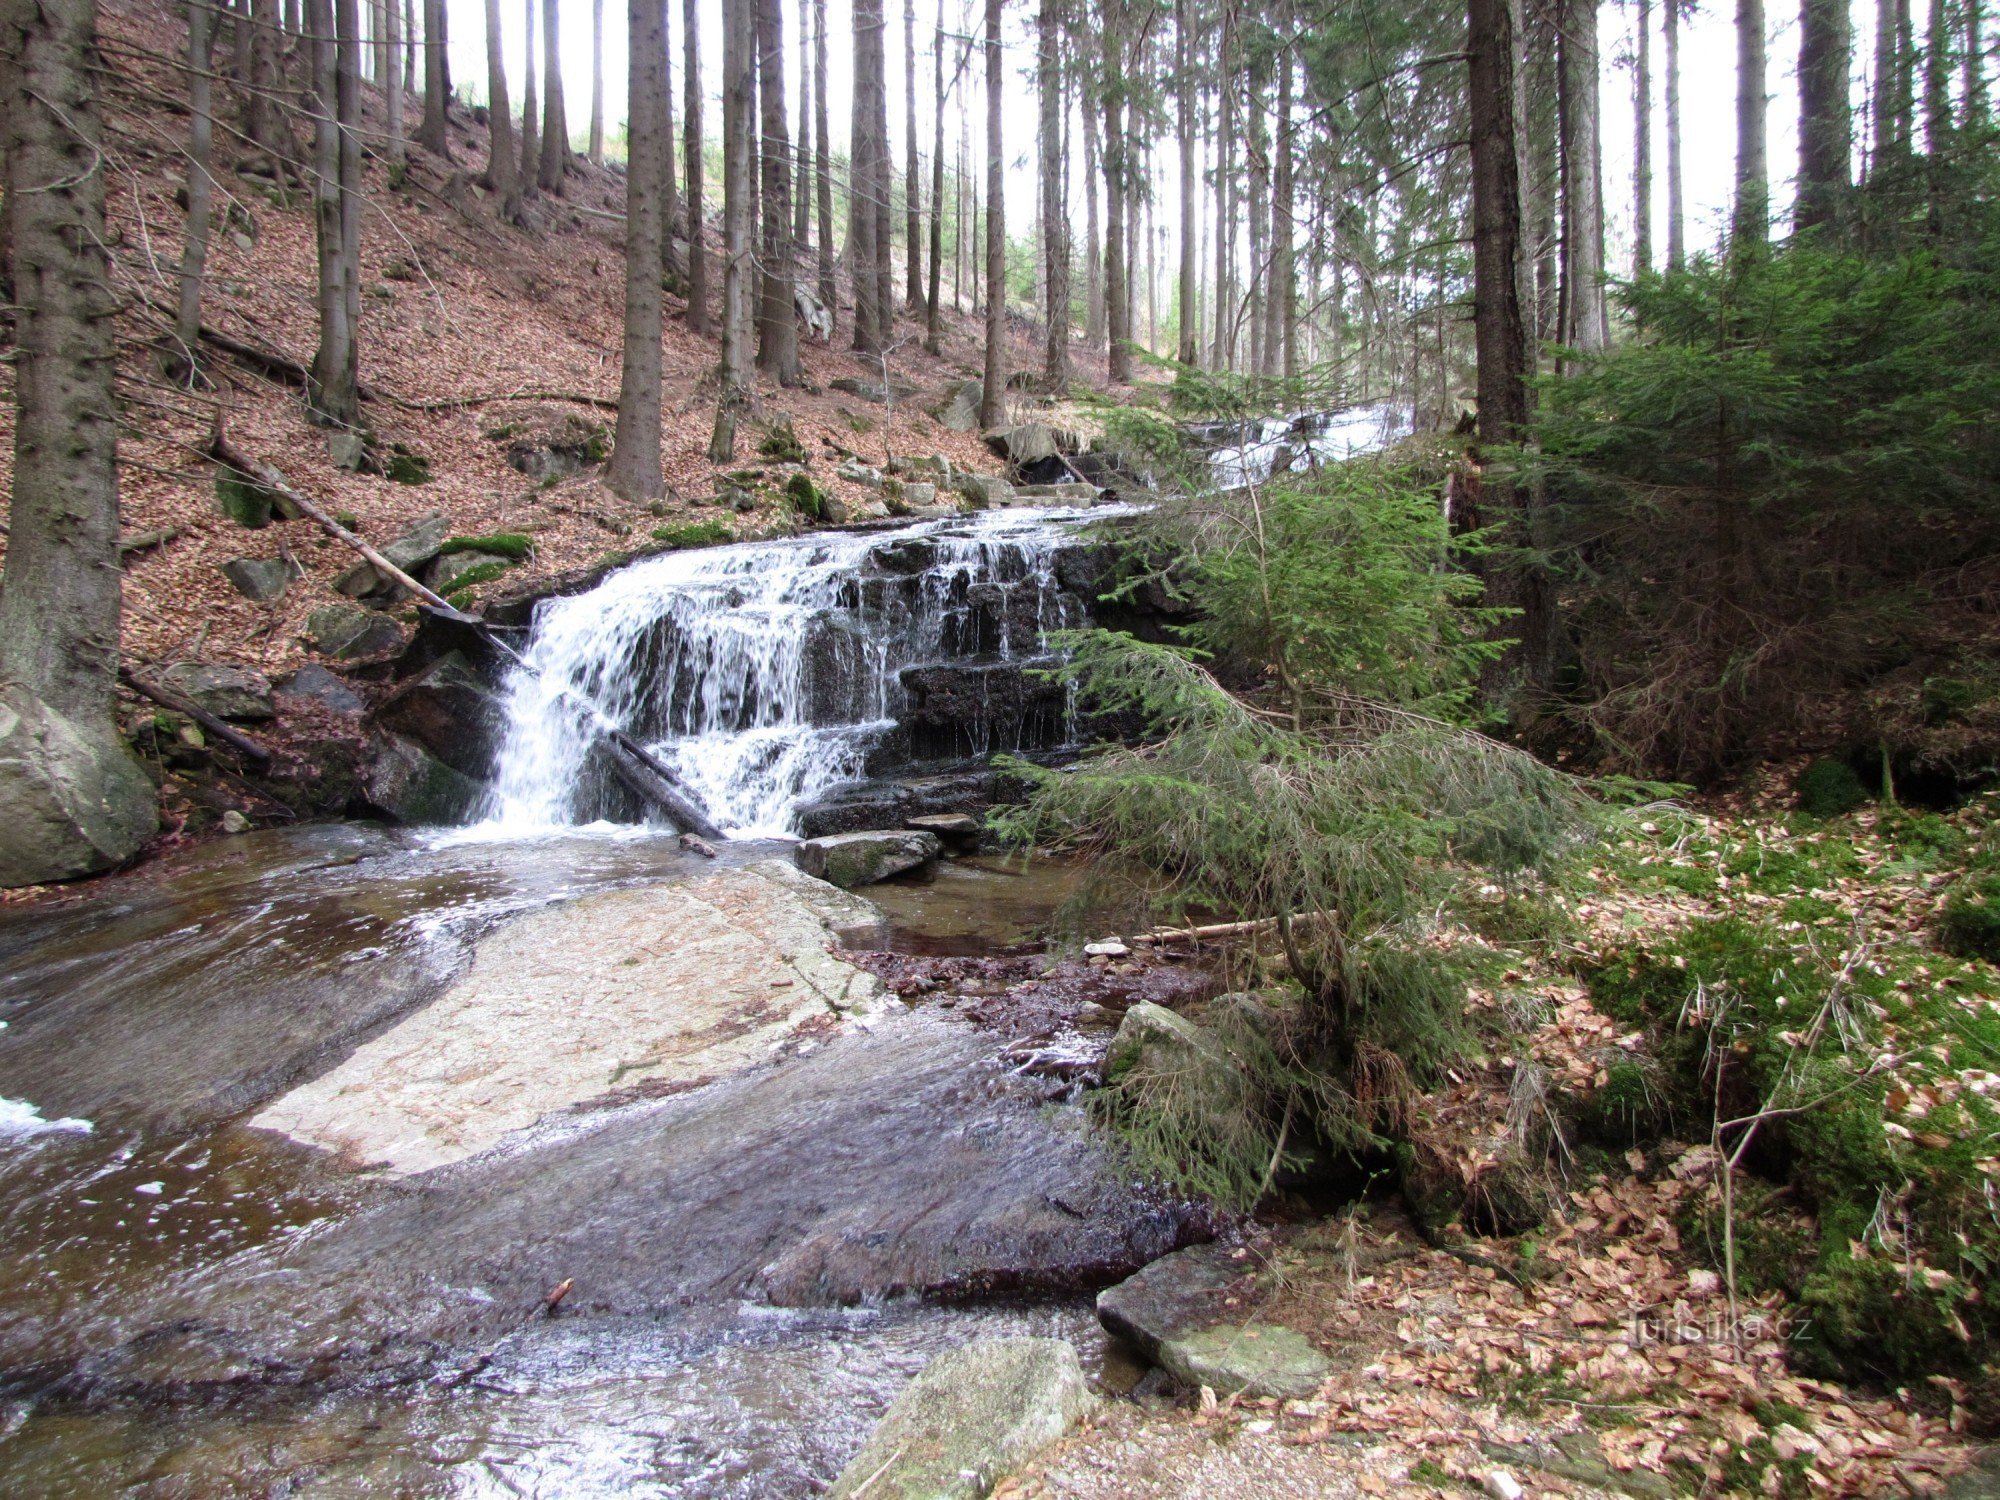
[0,1096,92,1141]
[1210,403,1411,489]
[471,506,1114,841]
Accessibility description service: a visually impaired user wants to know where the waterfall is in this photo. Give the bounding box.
[476,507,1113,840]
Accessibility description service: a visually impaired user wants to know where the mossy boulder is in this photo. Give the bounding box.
[1797,756,1868,817]
[792,829,941,888]
[1940,872,2000,962]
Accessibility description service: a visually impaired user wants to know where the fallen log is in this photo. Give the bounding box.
[120,667,273,764]
[206,428,723,841]
[1128,916,1281,946]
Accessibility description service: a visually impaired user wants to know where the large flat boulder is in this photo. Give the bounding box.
[795,829,942,888]
[1157,1322,1332,1401]
[0,686,157,888]
[827,1338,1096,1500]
[250,860,884,1174]
[158,662,275,722]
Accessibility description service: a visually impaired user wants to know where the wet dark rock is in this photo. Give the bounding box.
[157,663,275,723]
[907,812,983,848]
[219,556,292,602]
[1097,1243,1332,1399]
[869,536,942,576]
[363,732,486,826]
[900,661,1069,760]
[1095,1243,1247,1362]
[795,829,943,888]
[826,1338,1095,1500]
[273,664,365,717]
[305,605,404,661]
[372,651,506,781]
[796,768,1019,839]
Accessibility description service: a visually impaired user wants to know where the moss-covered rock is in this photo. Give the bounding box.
[1797,757,1868,817]
[1940,871,2000,961]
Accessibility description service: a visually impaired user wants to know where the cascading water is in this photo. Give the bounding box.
[1203,402,1412,488]
[478,506,1115,840]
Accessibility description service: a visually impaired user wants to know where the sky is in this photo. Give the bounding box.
[439,0,1891,280]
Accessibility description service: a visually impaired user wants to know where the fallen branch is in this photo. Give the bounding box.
[118,525,183,558]
[379,387,621,413]
[120,667,273,763]
[1130,916,1282,945]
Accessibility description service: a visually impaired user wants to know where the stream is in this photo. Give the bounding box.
[0,504,1209,1496]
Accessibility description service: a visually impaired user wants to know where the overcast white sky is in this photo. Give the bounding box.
[442,0,1891,277]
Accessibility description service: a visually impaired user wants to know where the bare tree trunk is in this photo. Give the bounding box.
[175,0,216,365]
[851,0,883,351]
[979,0,1004,425]
[815,0,835,316]
[384,0,403,166]
[1634,0,1652,270]
[520,0,540,188]
[1795,0,1851,233]
[1213,13,1236,368]
[1083,81,1103,349]
[756,0,801,381]
[1468,0,1556,698]
[686,0,710,332]
[1174,0,1196,363]
[540,0,569,190]
[711,0,756,459]
[307,0,358,424]
[371,0,387,82]
[241,0,290,160]
[418,0,447,152]
[403,0,414,92]
[904,0,922,308]
[589,0,604,163]
[610,0,668,499]
[924,0,946,349]
[872,8,893,345]
[1558,0,1607,348]
[795,8,811,245]
[1665,0,1684,265]
[1732,0,1767,249]
[0,0,157,883]
[1247,49,1269,376]
[1039,0,1069,388]
[1275,32,1296,376]
[1964,0,1988,129]
[337,0,361,393]
[483,0,520,213]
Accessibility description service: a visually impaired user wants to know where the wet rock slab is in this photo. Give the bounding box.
[795,829,943,888]
[252,859,882,1174]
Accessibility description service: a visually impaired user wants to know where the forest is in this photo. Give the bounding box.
[0,0,1995,1491]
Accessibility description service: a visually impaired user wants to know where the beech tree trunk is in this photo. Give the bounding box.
[979,0,1004,426]
[609,0,668,500]
[711,0,755,459]
[815,0,835,316]
[418,0,447,153]
[483,0,520,217]
[1665,0,1684,265]
[756,0,800,381]
[1732,0,1768,249]
[175,0,216,364]
[1795,0,1851,233]
[539,0,569,190]
[686,0,709,332]
[1039,0,1069,388]
[0,0,157,884]
[850,0,886,351]
[589,0,604,164]
[307,0,359,425]
[383,0,403,164]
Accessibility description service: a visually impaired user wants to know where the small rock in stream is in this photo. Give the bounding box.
[794,829,942,888]
[826,1337,1096,1500]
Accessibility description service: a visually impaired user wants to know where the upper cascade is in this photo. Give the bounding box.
[478,506,1120,839]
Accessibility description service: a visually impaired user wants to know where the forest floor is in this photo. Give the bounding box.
[1012,776,2000,1499]
[0,0,1110,684]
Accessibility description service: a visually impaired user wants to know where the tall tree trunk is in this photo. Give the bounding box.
[1082,79,1103,349]
[756,0,800,381]
[1246,48,1268,376]
[540,0,569,190]
[850,0,883,350]
[685,0,710,332]
[242,0,290,161]
[372,0,388,82]
[905,0,922,308]
[1174,0,1196,363]
[175,0,216,365]
[979,0,1004,425]
[521,0,540,180]
[384,0,403,165]
[589,0,604,163]
[418,0,447,152]
[1468,0,1556,698]
[307,0,358,424]
[1732,0,1768,249]
[795,7,811,246]
[1273,34,1296,377]
[1665,0,1684,265]
[1964,0,1988,129]
[1039,0,1069,388]
[711,0,755,459]
[1213,14,1236,368]
[1894,0,1915,147]
[1634,0,1652,271]
[1795,0,1851,232]
[925,0,946,349]
[483,0,521,217]
[610,0,668,499]
[403,0,415,92]
[0,0,157,883]
[815,0,835,316]
[1558,0,1607,349]
[337,0,361,393]
[872,4,893,345]
[1103,0,1131,383]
